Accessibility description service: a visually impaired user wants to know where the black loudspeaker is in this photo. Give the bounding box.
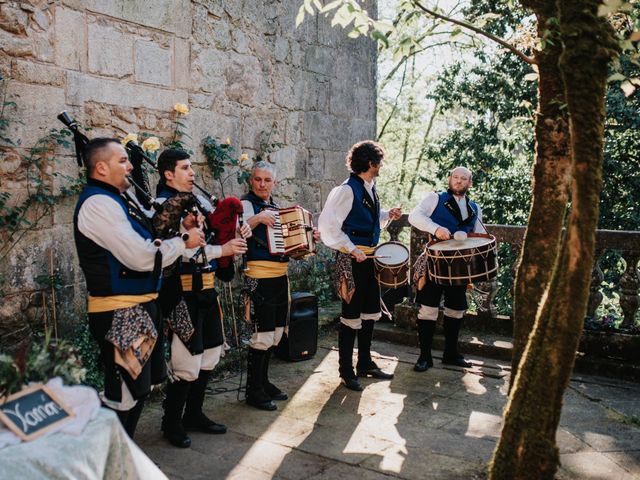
[275,292,318,362]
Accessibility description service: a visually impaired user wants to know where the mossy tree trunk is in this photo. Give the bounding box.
[489,1,618,479]
[511,0,572,383]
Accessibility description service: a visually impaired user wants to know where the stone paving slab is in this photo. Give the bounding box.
[135,336,640,479]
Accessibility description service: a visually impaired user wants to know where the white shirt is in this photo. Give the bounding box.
[76,193,186,271]
[155,194,223,262]
[318,178,391,252]
[408,191,485,235]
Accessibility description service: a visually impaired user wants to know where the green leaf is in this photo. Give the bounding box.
[607,72,626,83]
[523,73,538,82]
[295,5,306,27]
[320,0,342,13]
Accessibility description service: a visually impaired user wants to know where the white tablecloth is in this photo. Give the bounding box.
[0,408,167,479]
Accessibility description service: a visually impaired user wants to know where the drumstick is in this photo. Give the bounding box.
[364,255,391,259]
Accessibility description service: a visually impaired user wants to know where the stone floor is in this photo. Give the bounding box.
[135,336,640,479]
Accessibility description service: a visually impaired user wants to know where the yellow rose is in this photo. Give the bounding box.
[240,153,249,162]
[173,103,189,115]
[225,137,231,145]
[121,133,138,146]
[141,137,161,152]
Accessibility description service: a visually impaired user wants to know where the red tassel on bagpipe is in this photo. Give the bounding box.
[207,196,244,282]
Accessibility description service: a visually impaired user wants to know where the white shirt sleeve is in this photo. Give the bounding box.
[408,192,441,235]
[241,200,255,227]
[77,194,186,271]
[318,185,356,253]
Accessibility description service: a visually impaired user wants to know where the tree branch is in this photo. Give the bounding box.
[412,1,537,65]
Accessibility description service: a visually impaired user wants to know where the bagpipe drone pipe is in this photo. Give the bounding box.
[57,111,246,282]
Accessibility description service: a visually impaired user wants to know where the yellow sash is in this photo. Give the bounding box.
[87,293,158,313]
[246,261,289,279]
[180,272,215,291]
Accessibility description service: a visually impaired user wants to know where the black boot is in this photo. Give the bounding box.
[356,320,393,380]
[183,370,227,434]
[263,348,288,401]
[161,380,192,448]
[414,320,436,372]
[246,348,277,411]
[123,398,146,438]
[442,316,472,368]
[338,323,363,391]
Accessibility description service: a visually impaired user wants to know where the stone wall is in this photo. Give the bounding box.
[0,0,377,346]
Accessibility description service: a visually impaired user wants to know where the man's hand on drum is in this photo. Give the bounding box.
[221,238,248,257]
[257,210,278,227]
[312,228,321,242]
[388,207,402,221]
[435,227,452,241]
[350,247,367,263]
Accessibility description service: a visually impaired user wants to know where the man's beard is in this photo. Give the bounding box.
[449,185,468,196]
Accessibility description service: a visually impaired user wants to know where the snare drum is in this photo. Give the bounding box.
[374,241,410,288]
[425,233,498,286]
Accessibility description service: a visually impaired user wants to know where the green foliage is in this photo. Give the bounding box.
[70,321,103,391]
[0,332,87,398]
[288,246,337,307]
[201,137,252,196]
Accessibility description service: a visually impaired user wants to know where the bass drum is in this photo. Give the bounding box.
[425,233,498,286]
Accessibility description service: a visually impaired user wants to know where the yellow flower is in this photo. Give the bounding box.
[173,103,189,115]
[240,153,249,162]
[225,137,231,145]
[141,137,161,152]
[121,133,138,146]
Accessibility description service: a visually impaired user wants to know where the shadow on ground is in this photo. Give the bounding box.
[135,331,640,480]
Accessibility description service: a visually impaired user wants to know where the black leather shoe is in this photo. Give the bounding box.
[162,429,191,448]
[357,368,394,380]
[413,358,433,372]
[247,397,277,411]
[265,383,288,401]
[341,377,364,391]
[183,414,227,434]
[442,356,472,368]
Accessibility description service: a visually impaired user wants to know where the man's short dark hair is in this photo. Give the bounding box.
[345,140,384,174]
[83,138,120,174]
[158,148,190,181]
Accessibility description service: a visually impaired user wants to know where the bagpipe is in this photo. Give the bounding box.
[57,111,246,281]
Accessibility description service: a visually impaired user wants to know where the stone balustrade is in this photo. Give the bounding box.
[386,216,640,329]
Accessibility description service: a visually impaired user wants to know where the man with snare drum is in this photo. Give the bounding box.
[318,141,402,391]
[408,166,486,371]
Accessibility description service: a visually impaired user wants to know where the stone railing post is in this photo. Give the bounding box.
[586,249,605,320]
[619,253,639,329]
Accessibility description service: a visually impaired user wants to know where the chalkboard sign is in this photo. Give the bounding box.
[0,384,75,441]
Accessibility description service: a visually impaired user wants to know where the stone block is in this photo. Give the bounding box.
[0,30,33,56]
[269,145,305,180]
[88,22,133,78]
[0,4,28,34]
[191,47,226,95]
[307,149,325,180]
[347,119,376,146]
[302,72,329,112]
[329,77,357,118]
[182,107,240,164]
[135,39,172,86]
[285,111,302,145]
[12,59,65,87]
[5,82,66,149]
[174,37,190,89]
[66,71,188,110]
[224,53,263,107]
[240,111,286,149]
[323,149,348,181]
[232,29,249,54]
[304,45,336,77]
[303,112,350,151]
[83,0,192,37]
[274,37,288,62]
[30,30,55,63]
[54,6,85,70]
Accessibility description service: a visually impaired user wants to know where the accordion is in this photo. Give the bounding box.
[267,206,315,259]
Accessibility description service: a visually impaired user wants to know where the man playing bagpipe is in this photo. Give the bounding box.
[74,138,205,439]
[155,148,249,448]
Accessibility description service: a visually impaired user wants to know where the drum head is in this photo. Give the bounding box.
[375,242,409,266]
[429,236,492,251]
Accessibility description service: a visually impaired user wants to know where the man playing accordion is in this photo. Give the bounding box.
[155,148,248,448]
[240,161,320,411]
